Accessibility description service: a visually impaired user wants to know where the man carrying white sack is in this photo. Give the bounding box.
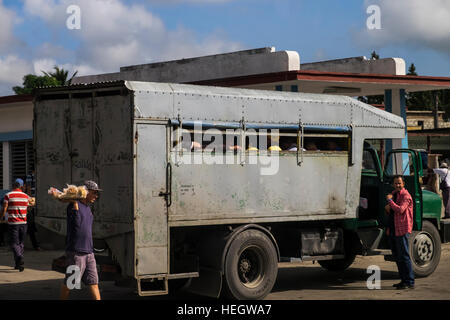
[56,180,103,300]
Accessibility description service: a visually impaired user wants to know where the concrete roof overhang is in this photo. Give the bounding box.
[190,70,450,96]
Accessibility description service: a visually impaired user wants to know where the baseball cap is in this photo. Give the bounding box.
[84,180,103,191]
[15,178,24,187]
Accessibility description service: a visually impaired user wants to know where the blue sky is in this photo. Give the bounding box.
[1,0,449,95]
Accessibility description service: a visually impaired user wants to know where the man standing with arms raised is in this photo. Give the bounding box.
[59,180,102,300]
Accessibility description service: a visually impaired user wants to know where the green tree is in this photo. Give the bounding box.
[13,66,79,95]
[12,74,60,95]
[406,63,437,111]
[405,63,450,120]
[370,50,380,60]
[408,63,417,76]
[42,66,78,85]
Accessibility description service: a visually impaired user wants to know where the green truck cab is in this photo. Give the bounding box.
[358,142,443,277]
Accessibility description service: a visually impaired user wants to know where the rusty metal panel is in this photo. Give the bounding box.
[168,153,349,224]
[69,96,94,184]
[135,123,168,276]
[35,91,134,235]
[35,98,71,219]
[93,94,134,225]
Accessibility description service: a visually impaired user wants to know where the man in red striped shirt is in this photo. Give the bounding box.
[1,178,31,272]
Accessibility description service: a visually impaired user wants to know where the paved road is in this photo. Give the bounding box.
[1,244,449,300]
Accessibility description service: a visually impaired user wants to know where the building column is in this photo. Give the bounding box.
[385,89,409,173]
[2,141,10,189]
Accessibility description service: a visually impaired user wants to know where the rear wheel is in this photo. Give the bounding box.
[410,220,441,277]
[223,229,278,300]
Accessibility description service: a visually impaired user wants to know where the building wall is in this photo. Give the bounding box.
[73,47,301,85]
[406,111,450,130]
[0,100,33,190]
[0,101,33,132]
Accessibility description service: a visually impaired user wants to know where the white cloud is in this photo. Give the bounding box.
[33,58,59,75]
[0,55,33,95]
[147,0,234,3]
[22,0,242,76]
[0,0,242,95]
[0,1,21,54]
[34,42,75,61]
[359,0,450,57]
[23,0,61,22]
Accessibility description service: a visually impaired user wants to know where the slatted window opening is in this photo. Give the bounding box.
[10,140,34,185]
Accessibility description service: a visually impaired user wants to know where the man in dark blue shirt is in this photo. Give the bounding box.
[60,180,102,300]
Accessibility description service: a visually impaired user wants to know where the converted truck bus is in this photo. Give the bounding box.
[34,81,442,299]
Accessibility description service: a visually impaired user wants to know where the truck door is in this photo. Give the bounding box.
[134,123,169,277]
[383,149,423,231]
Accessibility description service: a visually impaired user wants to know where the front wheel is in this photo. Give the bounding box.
[222,229,278,300]
[410,220,441,277]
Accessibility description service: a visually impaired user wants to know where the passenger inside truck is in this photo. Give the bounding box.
[362,150,376,170]
[325,140,342,151]
[280,137,298,151]
[172,125,350,157]
[360,146,381,221]
[305,140,318,151]
[246,136,258,151]
[267,135,282,152]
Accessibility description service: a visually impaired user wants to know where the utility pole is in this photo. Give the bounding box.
[434,92,440,129]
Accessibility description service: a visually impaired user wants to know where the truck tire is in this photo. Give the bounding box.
[317,253,356,271]
[410,220,441,277]
[222,229,278,300]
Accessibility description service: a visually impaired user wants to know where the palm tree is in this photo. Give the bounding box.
[42,66,78,85]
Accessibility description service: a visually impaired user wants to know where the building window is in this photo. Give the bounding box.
[10,140,34,185]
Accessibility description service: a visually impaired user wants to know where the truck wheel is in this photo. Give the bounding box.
[318,253,356,271]
[410,220,441,277]
[223,229,278,300]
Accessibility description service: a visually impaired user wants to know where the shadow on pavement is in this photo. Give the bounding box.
[271,265,399,292]
[0,247,65,272]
